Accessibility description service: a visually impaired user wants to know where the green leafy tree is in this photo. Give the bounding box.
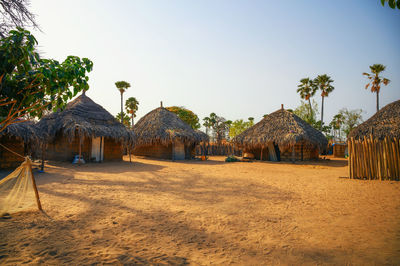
[294,100,319,126]
[225,120,232,140]
[330,112,345,141]
[203,116,212,136]
[297,77,317,121]
[248,117,254,126]
[116,112,130,127]
[339,108,363,137]
[125,97,139,127]
[229,118,254,138]
[381,0,400,9]
[0,28,93,132]
[166,106,200,129]
[363,64,390,113]
[203,113,228,143]
[115,81,131,124]
[314,74,334,129]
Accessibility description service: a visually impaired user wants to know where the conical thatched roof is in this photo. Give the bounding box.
[0,121,40,144]
[36,93,135,144]
[348,99,400,140]
[134,107,208,146]
[233,108,327,149]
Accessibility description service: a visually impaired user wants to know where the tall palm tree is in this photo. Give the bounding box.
[297,78,317,121]
[363,64,390,113]
[115,81,131,124]
[125,97,139,127]
[314,74,334,129]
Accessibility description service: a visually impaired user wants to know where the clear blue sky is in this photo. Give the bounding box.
[30,0,400,128]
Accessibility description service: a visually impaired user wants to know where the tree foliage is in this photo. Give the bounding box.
[297,77,317,121]
[314,74,334,129]
[125,97,139,127]
[229,118,254,138]
[203,113,228,142]
[363,64,390,112]
[0,0,38,38]
[381,0,400,9]
[166,106,200,129]
[0,28,93,132]
[338,108,363,137]
[116,112,130,128]
[294,100,319,126]
[115,80,130,124]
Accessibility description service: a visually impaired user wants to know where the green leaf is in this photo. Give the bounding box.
[397,0,400,9]
[389,0,395,8]
[381,0,385,6]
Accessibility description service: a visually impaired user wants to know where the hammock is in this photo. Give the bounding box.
[0,157,42,216]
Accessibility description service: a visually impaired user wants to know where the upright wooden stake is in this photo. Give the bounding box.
[78,135,82,164]
[99,136,103,162]
[348,140,352,178]
[260,146,263,161]
[40,145,45,172]
[28,159,42,211]
[292,145,295,163]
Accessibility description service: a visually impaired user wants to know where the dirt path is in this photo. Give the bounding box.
[1,156,399,265]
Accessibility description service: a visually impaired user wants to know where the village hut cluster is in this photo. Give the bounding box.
[233,105,327,162]
[1,91,399,182]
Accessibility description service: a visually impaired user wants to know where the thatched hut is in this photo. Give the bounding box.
[233,106,327,161]
[347,100,400,180]
[36,93,134,162]
[348,99,400,140]
[0,121,40,168]
[133,106,208,160]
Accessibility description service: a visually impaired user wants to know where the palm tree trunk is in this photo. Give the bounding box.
[131,114,134,127]
[321,96,324,130]
[308,98,313,121]
[376,91,379,113]
[120,92,123,124]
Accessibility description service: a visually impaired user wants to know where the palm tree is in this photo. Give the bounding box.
[331,113,344,141]
[297,78,317,121]
[314,74,334,129]
[125,97,139,127]
[115,81,131,124]
[363,64,390,113]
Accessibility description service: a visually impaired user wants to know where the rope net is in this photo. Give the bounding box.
[0,157,38,216]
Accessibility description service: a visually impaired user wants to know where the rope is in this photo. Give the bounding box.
[0,143,26,159]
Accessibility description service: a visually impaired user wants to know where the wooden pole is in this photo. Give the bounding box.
[78,135,82,164]
[28,159,42,211]
[99,136,103,162]
[260,146,263,161]
[172,141,175,161]
[40,145,45,172]
[292,145,295,163]
[348,140,352,178]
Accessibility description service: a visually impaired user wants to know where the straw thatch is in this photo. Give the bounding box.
[233,108,327,149]
[36,93,135,144]
[0,121,41,144]
[348,99,400,140]
[134,107,208,146]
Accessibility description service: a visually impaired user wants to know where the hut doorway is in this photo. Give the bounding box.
[173,141,185,160]
[91,137,104,162]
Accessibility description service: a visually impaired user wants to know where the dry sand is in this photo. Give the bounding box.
[1,156,399,265]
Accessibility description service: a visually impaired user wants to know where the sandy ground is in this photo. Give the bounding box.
[1,156,400,265]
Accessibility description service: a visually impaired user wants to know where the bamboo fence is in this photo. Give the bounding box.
[348,136,400,180]
[196,142,242,156]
